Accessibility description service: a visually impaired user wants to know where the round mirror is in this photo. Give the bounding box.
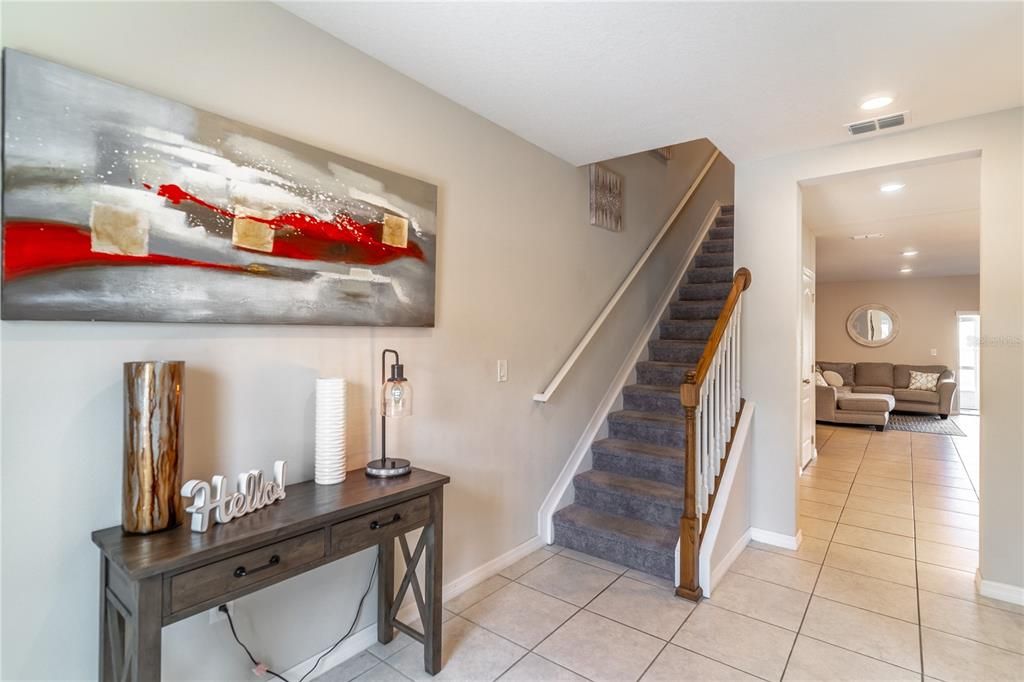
[847,304,899,347]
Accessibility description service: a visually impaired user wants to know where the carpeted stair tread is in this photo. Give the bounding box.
[669,300,728,320]
[592,437,683,462]
[635,360,695,386]
[648,339,706,363]
[608,409,685,427]
[703,238,733,254]
[591,437,685,486]
[622,383,685,416]
[687,265,734,284]
[695,252,733,268]
[607,409,686,448]
[572,471,683,526]
[709,226,733,240]
[552,505,676,578]
[679,282,733,300]
[552,505,677,554]
[659,318,715,340]
[575,470,682,505]
[622,383,678,398]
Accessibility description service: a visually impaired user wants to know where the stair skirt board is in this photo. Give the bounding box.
[537,201,724,544]
[698,400,755,596]
[544,202,739,582]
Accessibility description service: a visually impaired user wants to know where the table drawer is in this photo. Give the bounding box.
[169,529,325,614]
[331,496,430,556]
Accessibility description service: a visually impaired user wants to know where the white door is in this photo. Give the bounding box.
[957,312,980,412]
[800,269,816,469]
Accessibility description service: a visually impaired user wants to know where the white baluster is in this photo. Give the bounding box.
[699,386,709,511]
[737,298,743,404]
[718,350,725,453]
[722,322,729,439]
[729,314,738,424]
[696,386,703,515]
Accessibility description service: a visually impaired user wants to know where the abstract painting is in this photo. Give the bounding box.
[1,50,437,326]
[589,164,622,232]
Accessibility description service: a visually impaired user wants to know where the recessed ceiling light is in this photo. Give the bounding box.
[900,267,913,274]
[861,96,894,111]
[880,183,906,193]
[850,233,885,240]
[902,249,919,257]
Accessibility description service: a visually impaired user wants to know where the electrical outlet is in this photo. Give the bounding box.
[210,602,234,625]
[930,348,938,357]
[497,360,508,383]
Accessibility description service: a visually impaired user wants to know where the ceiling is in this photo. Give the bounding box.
[279,2,1022,166]
[804,154,981,283]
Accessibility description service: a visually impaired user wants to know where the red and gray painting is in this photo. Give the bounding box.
[2,50,437,326]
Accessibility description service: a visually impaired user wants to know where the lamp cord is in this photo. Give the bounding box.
[222,556,380,682]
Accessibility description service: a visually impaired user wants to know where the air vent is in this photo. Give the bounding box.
[847,120,878,135]
[877,112,905,130]
[846,111,910,135]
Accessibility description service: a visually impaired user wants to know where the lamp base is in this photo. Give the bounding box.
[365,458,412,478]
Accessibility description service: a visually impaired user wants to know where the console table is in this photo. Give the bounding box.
[93,468,450,681]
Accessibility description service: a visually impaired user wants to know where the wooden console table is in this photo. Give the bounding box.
[93,468,449,681]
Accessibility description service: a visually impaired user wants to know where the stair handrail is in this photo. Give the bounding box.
[533,149,722,403]
[677,265,751,600]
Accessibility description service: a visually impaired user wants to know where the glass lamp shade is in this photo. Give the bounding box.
[382,379,413,417]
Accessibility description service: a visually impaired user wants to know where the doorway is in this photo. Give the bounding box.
[957,311,980,413]
[800,267,816,469]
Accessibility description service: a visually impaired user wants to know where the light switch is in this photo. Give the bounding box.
[497,360,508,382]
[930,348,938,357]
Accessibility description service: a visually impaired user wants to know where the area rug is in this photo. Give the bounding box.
[887,413,966,437]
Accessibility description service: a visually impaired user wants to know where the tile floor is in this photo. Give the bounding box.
[322,417,1023,681]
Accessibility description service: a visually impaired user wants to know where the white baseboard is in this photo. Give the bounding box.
[280,623,378,680]
[750,527,802,551]
[536,202,722,542]
[976,569,1024,606]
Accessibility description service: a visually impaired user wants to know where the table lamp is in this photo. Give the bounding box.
[366,348,413,478]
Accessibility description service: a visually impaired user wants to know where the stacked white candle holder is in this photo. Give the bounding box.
[315,378,347,485]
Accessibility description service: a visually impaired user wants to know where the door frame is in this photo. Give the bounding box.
[800,266,817,470]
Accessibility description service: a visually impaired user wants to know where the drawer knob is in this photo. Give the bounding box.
[233,554,280,578]
[370,513,402,530]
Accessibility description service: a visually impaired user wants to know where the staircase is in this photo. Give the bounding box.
[551,205,735,580]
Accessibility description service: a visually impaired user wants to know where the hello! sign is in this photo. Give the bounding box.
[181,461,287,532]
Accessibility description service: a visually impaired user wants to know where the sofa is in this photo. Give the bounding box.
[815,361,957,431]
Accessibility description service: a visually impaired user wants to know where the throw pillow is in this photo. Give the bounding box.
[814,372,828,387]
[822,370,844,387]
[908,370,940,391]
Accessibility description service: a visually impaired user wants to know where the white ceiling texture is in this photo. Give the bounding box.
[803,154,981,283]
[281,2,1023,165]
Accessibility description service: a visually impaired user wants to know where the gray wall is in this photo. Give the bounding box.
[0,2,734,679]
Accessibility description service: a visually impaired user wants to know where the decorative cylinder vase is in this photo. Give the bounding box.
[315,378,347,485]
[123,361,185,534]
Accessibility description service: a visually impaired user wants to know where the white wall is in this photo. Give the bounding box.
[736,108,1023,588]
[0,2,734,679]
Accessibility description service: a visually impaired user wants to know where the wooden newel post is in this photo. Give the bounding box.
[677,371,703,601]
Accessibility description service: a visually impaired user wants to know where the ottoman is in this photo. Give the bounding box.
[834,390,896,431]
